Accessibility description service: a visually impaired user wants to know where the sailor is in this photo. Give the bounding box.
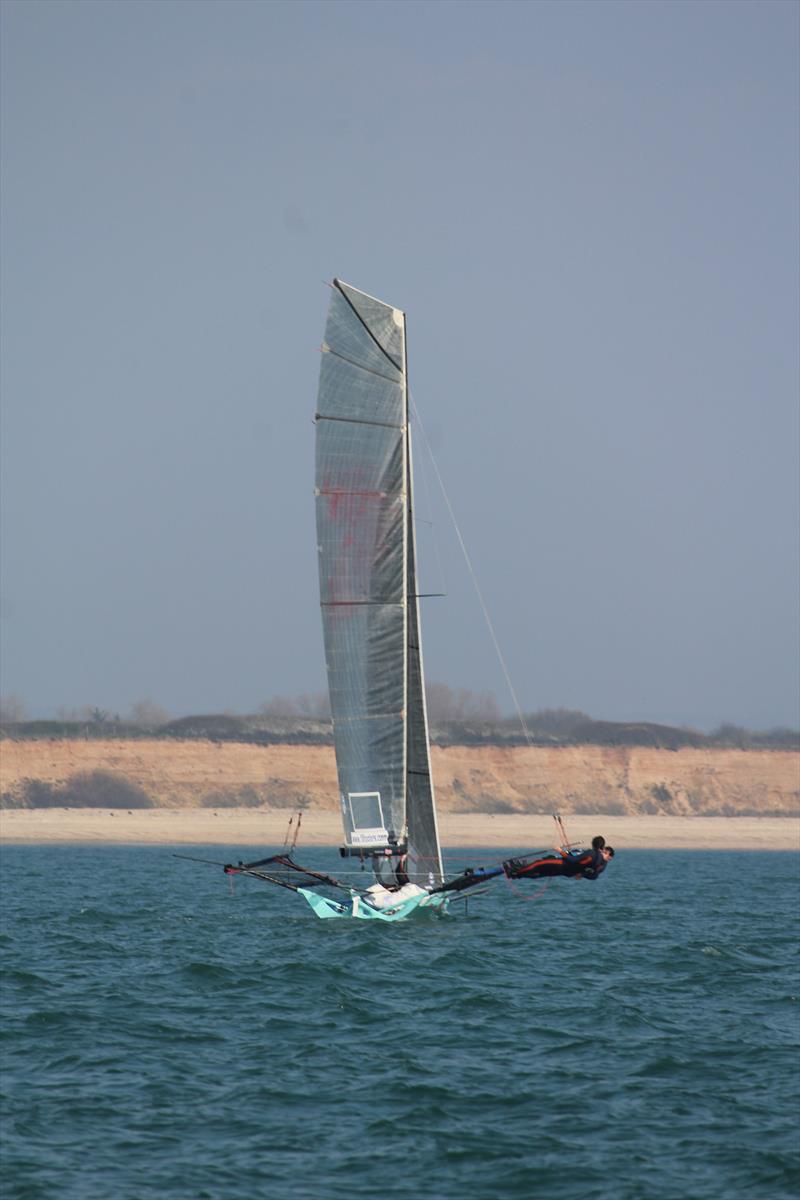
[393,852,410,888]
[504,836,614,882]
[373,844,410,891]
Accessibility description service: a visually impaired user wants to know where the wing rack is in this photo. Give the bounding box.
[223,853,348,896]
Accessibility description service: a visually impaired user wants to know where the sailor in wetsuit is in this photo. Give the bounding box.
[504,835,614,881]
[372,845,410,891]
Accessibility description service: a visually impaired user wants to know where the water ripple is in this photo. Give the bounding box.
[1,846,798,1200]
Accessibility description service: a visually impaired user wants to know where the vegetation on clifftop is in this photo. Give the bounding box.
[1,706,797,751]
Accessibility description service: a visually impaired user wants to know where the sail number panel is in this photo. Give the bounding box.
[347,791,389,847]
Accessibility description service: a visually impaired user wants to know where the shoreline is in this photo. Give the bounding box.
[1,809,798,851]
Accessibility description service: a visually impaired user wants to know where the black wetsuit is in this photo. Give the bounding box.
[504,847,608,881]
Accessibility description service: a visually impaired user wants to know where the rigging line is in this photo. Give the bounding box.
[291,811,302,852]
[408,389,534,749]
[172,853,227,867]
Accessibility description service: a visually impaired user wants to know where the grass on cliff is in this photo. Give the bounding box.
[1,710,797,751]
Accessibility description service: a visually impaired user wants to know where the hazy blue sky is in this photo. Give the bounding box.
[1,0,798,730]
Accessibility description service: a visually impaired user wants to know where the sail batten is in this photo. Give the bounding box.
[321,345,403,386]
[321,601,404,609]
[315,280,443,883]
[317,418,405,433]
[332,711,405,722]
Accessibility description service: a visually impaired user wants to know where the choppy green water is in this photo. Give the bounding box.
[1,847,798,1200]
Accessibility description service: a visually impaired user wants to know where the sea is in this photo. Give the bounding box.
[1,846,798,1200]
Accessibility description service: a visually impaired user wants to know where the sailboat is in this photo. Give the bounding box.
[174,282,614,911]
[179,281,502,918]
[300,278,450,918]
[229,281,490,918]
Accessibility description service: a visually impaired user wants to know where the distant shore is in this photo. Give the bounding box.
[1,809,798,850]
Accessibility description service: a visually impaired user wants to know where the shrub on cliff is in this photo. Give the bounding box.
[9,771,153,809]
[160,714,247,739]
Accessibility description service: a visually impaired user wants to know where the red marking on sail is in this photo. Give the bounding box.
[324,487,387,519]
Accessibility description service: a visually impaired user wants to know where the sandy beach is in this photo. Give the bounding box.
[1,808,797,850]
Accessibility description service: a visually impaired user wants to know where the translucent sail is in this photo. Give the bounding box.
[315,280,443,884]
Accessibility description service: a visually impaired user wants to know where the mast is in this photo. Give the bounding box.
[403,321,444,886]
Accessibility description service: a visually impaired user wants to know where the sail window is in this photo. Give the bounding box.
[348,792,389,846]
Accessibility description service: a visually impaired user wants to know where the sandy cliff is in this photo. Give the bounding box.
[1,738,797,817]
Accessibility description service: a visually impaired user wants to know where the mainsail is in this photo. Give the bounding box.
[315,280,444,886]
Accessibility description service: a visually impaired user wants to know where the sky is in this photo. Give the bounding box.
[1,0,798,731]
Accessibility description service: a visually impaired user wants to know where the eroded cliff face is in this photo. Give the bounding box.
[434,745,799,815]
[1,739,797,816]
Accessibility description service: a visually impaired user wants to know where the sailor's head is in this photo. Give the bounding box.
[591,835,606,850]
[604,846,615,859]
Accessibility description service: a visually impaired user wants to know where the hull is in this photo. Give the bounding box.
[298,887,450,922]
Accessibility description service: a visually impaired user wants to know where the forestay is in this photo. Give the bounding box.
[315,280,443,886]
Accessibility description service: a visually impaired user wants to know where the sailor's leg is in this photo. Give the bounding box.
[504,855,569,880]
